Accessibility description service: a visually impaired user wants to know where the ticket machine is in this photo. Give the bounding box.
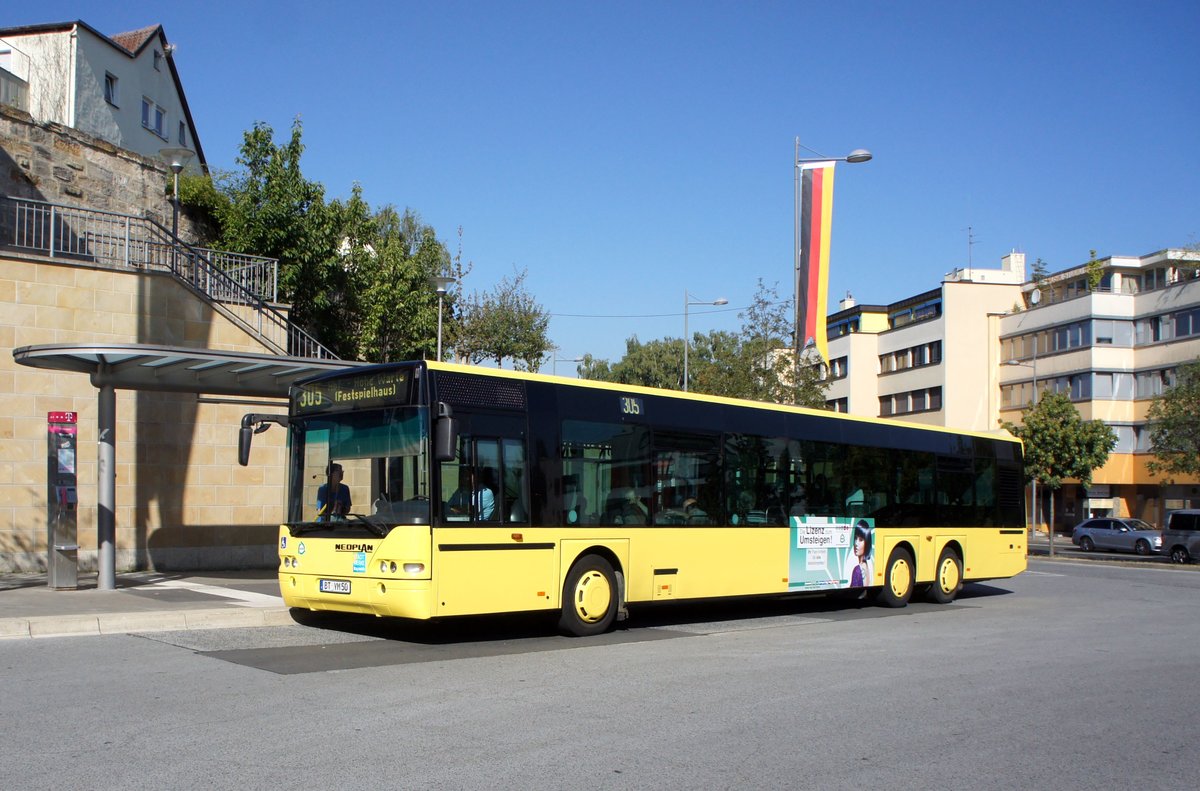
[47,411,78,590]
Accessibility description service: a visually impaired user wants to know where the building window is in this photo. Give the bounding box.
[879,340,942,375]
[880,387,942,418]
[1136,368,1176,399]
[829,317,859,338]
[828,357,848,380]
[178,121,187,146]
[104,73,118,105]
[889,299,942,329]
[826,397,848,413]
[142,98,166,139]
[154,50,164,71]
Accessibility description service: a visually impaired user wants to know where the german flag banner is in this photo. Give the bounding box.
[797,160,836,362]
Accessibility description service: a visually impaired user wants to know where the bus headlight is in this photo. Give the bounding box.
[403,563,425,574]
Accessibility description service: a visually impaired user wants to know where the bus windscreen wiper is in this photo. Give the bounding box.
[284,521,325,537]
[344,513,389,537]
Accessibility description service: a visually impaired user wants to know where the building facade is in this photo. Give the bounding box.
[824,249,1200,531]
[0,21,204,170]
[824,252,1026,431]
[997,248,1200,530]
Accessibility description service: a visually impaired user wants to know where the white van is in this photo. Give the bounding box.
[1161,509,1200,564]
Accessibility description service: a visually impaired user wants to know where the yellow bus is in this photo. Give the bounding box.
[239,360,1026,636]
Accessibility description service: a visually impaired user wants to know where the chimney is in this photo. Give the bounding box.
[839,291,856,310]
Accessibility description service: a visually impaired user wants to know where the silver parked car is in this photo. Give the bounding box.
[1071,517,1161,555]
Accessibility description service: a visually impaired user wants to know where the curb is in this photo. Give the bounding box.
[0,606,294,640]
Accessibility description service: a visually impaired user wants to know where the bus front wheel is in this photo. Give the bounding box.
[559,554,618,636]
[927,548,963,604]
[878,547,914,608]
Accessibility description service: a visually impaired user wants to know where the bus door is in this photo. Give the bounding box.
[434,419,553,616]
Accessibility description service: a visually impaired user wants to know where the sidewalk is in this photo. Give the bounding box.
[0,569,292,639]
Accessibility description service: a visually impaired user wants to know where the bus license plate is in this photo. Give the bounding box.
[319,579,351,594]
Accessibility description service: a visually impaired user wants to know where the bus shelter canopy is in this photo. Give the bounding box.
[11,342,360,590]
[12,342,358,398]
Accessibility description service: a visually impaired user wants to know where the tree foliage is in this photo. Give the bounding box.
[1085,249,1103,290]
[1002,392,1116,530]
[189,120,517,364]
[212,119,341,351]
[1002,392,1116,490]
[455,268,551,370]
[578,280,828,407]
[1146,361,1200,482]
[579,336,686,390]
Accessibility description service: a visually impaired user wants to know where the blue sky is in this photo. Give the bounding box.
[9,1,1200,368]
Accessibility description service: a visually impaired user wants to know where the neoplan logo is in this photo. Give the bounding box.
[335,543,374,553]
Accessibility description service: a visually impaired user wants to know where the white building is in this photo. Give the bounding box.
[823,247,1200,530]
[823,252,1026,431]
[0,20,204,169]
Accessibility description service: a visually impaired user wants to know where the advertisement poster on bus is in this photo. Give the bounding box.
[788,516,875,591]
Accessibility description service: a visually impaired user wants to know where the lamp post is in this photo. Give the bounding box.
[1006,334,1046,554]
[431,275,456,362]
[158,146,194,239]
[793,138,872,360]
[553,354,583,376]
[683,291,728,392]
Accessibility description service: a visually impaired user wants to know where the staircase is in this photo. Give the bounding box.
[0,195,337,359]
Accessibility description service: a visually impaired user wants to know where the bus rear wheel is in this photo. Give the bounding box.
[878,547,914,608]
[558,554,618,636]
[927,548,963,604]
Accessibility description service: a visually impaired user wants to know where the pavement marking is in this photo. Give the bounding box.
[144,579,283,607]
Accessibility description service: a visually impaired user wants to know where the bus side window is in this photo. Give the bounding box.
[503,438,527,523]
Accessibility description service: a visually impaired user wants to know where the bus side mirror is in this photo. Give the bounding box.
[238,425,254,466]
[238,413,288,466]
[435,402,458,462]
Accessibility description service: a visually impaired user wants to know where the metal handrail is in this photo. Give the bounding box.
[0,195,336,359]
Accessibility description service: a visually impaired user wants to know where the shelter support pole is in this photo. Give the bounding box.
[97,381,116,590]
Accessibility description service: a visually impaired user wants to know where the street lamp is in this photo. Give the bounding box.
[1006,334,1047,554]
[683,291,728,392]
[793,137,871,360]
[430,275,455,362]
[158,146,194,239]
[553,354,583,376]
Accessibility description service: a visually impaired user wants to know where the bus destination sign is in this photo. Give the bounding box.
[293,370,411,415]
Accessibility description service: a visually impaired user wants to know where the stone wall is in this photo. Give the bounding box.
[0,110,288,572]
[0,253,289,572]
[0,103,200,240]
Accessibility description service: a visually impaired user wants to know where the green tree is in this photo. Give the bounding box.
[1085,249,1104,291]
[213,119,339,352]
[1002,392,1116,553]
[341,198,459,363]
[1030,257,1050,306]
[1146,361,1200,482]
[456,268,551,370]
[734,280,827,407]
[579,336,686,390]
[579,280,828,406]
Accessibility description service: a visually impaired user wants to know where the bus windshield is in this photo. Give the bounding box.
[288,406,432,528]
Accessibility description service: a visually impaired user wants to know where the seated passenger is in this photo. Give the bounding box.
[620,488,649,525]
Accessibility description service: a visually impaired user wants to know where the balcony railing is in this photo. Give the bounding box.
[0,195,336,360]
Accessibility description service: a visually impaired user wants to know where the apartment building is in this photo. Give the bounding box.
[998,248,1200,529]
[0,21,204,169]
[823,252,1025,430]
[823,248,1200,531]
